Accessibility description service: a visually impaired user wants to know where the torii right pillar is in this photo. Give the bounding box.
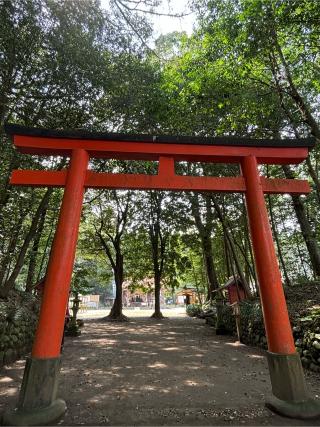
[242,155,320,419]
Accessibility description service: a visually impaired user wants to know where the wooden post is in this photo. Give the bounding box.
[241,155,295,354]
[241,155,320,418]
[32,148,88,358]
[4,149,88,426]
[231,302,241,343]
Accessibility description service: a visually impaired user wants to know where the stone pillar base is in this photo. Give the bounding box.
[266,396,320,420]
[2,356,66,426]
[2,399,66,426]
[266,351,320,419]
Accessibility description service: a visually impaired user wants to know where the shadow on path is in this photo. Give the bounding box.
[1,316,320,425]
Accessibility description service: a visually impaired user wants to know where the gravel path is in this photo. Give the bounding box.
[1,314,320,425]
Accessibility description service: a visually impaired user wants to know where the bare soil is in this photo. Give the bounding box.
[1,312,320,426]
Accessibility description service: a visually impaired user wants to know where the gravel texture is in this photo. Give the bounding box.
[1,311,320,426]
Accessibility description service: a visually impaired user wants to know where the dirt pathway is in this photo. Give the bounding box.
[1,315,320,425]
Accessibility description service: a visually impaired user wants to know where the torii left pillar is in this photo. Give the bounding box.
[3,149,89,426]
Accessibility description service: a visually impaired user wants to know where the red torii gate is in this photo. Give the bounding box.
[3,124,320,425]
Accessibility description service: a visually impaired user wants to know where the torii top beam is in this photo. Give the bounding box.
[5,124,314,165]
[5,124,314,195]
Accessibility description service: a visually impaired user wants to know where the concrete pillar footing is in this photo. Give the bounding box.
[267,351,309,401]
[2,356,66,426]
[266,397,320,420]
[266,351,320,419]
[2,399,66,426]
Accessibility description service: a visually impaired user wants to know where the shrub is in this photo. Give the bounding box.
[186,304,202,317]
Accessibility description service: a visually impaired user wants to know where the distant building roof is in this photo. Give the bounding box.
[176,287,203,296]
[212,276,245,293]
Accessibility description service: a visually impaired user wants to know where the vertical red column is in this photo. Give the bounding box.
[241,155,295,354]
[32,148,89,358]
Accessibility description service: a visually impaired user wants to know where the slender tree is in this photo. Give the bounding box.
[92,191,132,321]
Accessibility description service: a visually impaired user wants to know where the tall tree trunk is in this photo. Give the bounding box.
[150,235,165,319]
[269,23,320,140]
[0,189,52,298]
[25,208,47,292]
[212,197,251,296]
[202,234,220,299]
[235,223,258,291]
[151,273,163,318]
[189,193,220,299]
[306,156,320,204]
[107,253,127,320]
[36,215,56,282]
[96,194,129,323]
[282,165,320,277]
[295,237,310,279]
[0,213,24,287]
[148,192,166,319]
[108,281,123,319]
[0,151,19,215]
[223,230,232,278]
[268,49,320,200]
[241,196,258,289]
[278,205,309,278]
[267,194,291,286]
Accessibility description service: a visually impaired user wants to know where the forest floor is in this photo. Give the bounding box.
[1,310,320,426]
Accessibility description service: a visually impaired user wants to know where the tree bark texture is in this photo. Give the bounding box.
[25,208,47,292]
[0,188,52,298]
[267,194,291,286]
[190,193,220,299]
[211,197,251,296]
[148,192,167,319]
[151,273,163,318]
[282,165,320,277]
